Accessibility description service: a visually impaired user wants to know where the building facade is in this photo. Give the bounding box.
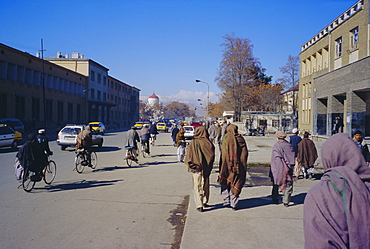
[299,0,370,136]
[46,53,140,129]
[0,43,88,132]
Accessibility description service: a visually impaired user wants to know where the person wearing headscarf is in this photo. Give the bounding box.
[140,124,150,154]
[171,124,179,147]
[185,126,215,212]
[303,133,370,248]
[176,127,186,162]
[270,131,295,206]
[17,133,45,175]
[218,124,248,210]
[297,131,318,179]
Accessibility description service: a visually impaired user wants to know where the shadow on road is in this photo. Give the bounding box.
[150,154,177,158]
[141,161,179,166]
[94,146,121,152]
[34,179,123,192]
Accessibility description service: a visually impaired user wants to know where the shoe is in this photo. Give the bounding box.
[196,207,203,212]
[203,203,211,208]
[284,203,289,207]
[223,203,230,207]
[231,207,237,211]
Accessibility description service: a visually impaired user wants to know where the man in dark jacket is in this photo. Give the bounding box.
[353,130,370,165]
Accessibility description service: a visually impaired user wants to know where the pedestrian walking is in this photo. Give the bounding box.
[289,128,302,178]
[176,127,186,162]
[353,130,370,165]
[270,131,295,206]
[208,121,219,144]
[218,124,248,211]
[171,124,179,147]
[297,132,318,179]
[184,126,215,212]
[303,133,370,248]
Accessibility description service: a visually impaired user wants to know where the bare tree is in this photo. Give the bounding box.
[215,34,266,121]
[278,55,299,121]
[163,101,193,120]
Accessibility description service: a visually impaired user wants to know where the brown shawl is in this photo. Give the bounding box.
[218,124,248,197]
[184,126,215,178]
[176,128,185,147]
[297,138,318,168]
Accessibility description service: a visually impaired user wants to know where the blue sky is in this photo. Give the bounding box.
[0,0,356,111]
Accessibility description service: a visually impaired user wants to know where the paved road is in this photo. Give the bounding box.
[0,131,191,248]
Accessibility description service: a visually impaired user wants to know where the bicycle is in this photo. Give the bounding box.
[141,141,150,158]
[22,156,57,192]
[75,148,98,173]
[150,134,156,146]
[124,146,138,167]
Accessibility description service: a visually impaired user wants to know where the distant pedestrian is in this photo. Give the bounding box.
[303,133,370,248]
[185,126,215,212]
[171,125,179,147]
[176,127,186,162]
[218,124,248,210]
[297,132,318,179]
[332,115,343,135]
[208,121,219,144]
[270,131,295,206]
[289,128,302,178]
[353,130,370,165]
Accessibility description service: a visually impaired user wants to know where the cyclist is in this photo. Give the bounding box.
[149,122,158,145]
[76,125,93,167]
[37,129,53,158]
[140,124,150,155]
[125,126,140,161]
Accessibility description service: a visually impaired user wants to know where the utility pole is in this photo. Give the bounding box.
[40,39,46,128]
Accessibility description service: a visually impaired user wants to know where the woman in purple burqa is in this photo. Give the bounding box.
[303,133,370,248]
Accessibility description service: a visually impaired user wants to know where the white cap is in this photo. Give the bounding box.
[292,128,298,134]
[38,129,45,134]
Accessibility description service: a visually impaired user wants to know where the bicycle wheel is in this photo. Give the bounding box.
[22,168,35,192]
[141,145,146,158]
[44,160,56,184]
[75,153,85,173]
[126,151,133,167]
[90,151,98,169]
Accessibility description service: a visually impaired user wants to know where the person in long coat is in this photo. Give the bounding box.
[176,127,186,162]
[17,133,45,175]
[185,126,215,212]
[218,124,248,210]
[270,131,295,206]
[303,133,370,248]
[297,131,318,179]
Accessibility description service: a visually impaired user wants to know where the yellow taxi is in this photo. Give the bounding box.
[134,121,144,129]
[156,122,168,132]
[0,124,22,150]
[88,122,106,135]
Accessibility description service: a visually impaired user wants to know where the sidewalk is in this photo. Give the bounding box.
[180,134,324,249]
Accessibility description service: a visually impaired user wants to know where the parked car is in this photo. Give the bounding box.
[0,118,25,133]
[57,124,103,150]
[156,122,168,132]
[134,121,144,129]
[183,125,195,140]
[88,122,106,135]
[190,121,202,128]
[0,124,22,150]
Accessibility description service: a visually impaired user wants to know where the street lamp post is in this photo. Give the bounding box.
[195,79,209,119]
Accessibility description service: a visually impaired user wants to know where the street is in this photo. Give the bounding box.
[0,131,191,248]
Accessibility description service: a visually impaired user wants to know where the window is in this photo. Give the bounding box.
[103,76,106,85]
[31,98,40,120]
[68,103,73,121]
[90,89,95,99]
[272,120,279,128]
[350,27,359,49]
[45,100,53,121]
[335,37,342,58]
[98,73,101,84]
[90,70,95,81]
[57,101,64,122]
[97,90,101,101]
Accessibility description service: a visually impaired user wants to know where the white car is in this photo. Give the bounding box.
[183,126,195,140]
[57,124,103,150]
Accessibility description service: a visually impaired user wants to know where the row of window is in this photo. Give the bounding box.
[89,70,132,94]
[0,61,85,95]
[335,27,359,58]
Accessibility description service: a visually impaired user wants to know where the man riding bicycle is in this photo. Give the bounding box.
[125,126,140,161]
[76,125,93,167]
[140,124,150,155]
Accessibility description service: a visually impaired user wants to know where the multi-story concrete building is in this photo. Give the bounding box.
[299,0,370,136]
[108,76,140,129]
[46,53,140,128]
[0,43,88,132]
